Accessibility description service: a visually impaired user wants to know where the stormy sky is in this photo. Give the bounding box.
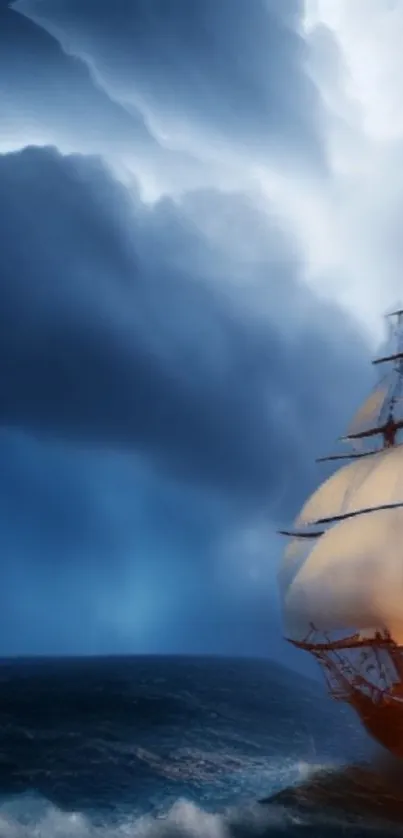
[0,0,399,661]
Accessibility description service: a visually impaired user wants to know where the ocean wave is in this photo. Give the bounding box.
[0,792,398,838]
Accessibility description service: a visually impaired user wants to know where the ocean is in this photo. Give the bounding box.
[0,654,400,837]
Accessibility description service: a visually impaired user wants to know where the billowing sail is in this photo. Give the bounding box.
[283,507,403,643]
[277,535,314,598]
[294,444,403,529]
[277,310,403,761]
[345,376,390,439]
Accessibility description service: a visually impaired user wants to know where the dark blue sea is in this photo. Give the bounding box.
[0,655,402,837]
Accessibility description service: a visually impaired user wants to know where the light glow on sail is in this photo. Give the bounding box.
[294,444,403,528]
[345,376,390,439]
[277,535,313,599]
[283,507,403,643]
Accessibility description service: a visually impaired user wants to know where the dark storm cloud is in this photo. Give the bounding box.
[0,144,372,523]
[0,428,231,656]
[14,0,325,167]
[0,0,378,663]
[0,0,155,155]
[0,426,298,660]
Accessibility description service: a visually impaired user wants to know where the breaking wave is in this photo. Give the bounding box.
[0,795,366,838]
[0,657,395,836]
[0,784,399,838]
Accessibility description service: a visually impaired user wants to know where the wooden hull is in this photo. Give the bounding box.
[288,631,403,758]
[348,686,403,758]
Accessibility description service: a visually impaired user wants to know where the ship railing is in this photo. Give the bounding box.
[315,645,398,704]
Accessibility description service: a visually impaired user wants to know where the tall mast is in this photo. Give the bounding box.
[321,310,403,460]
[277,309,403,764]
[278,309,403,539]
[372,308,403,366]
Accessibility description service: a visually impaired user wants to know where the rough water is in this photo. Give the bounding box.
[0,655,400,837]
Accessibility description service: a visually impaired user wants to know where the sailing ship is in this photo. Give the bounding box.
[278,308,403,757]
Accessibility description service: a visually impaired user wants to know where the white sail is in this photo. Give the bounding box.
[294,444,403,528]
[277,535,313,598]
[345,377,390,439]
[283,507,403,643]
[346,369,403,439]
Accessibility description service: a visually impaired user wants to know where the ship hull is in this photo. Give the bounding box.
[287,631,403,758]
[348,687,403,758]
[288,632,403,758]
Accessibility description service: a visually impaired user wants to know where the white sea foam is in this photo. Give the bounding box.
[0,788,393,838]
[0,795,296,838]
[0,758,393,838]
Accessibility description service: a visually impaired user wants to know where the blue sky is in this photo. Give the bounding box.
[0,0,398,662]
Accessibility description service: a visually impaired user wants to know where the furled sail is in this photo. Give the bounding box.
[294,444,403,529]
[283,507,403,643]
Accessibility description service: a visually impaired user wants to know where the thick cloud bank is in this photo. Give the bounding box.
[0,0,397,658]
[0,145,369,505]
[14,0,324,166]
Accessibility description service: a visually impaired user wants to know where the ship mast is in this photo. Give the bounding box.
[277,312,403,759]
[278,308,403,634]
[331,309,403,458]
[341,309,403,450]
